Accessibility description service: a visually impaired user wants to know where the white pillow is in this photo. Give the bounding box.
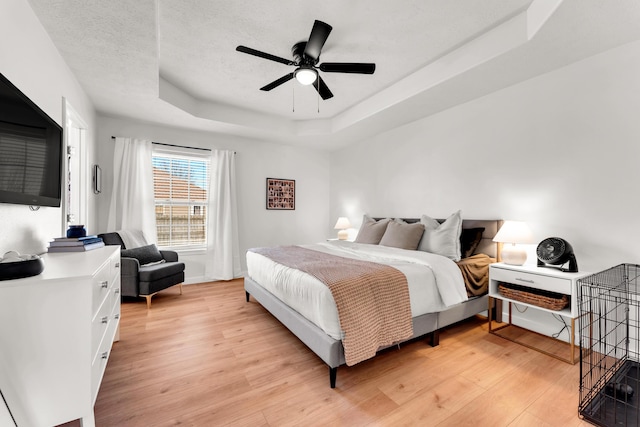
[417,210,463,261]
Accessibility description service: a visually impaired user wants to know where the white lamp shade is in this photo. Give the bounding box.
[493,221,534,265]
[334,217,352,240]
[334,217,352,230]
[492,221,534,244]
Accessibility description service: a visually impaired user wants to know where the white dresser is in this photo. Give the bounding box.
[0,246,120,427]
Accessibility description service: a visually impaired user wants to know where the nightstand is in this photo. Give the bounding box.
[488,262,590,364]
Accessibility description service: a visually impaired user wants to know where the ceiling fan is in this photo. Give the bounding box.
[236,20,376,100]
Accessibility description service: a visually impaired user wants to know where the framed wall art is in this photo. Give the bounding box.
[266,178,295,210]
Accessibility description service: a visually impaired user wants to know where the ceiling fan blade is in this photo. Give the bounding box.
[319,62,376,74]
[313,75,333,100]
[260,73,294,91]
[304,20,332,61]
[236,45,293,66]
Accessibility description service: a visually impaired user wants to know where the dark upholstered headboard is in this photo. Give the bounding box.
[459,219,503,259]
[373,218,503,259]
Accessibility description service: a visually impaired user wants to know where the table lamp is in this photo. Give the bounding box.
[493,220,534,265]
[334,217,352,240]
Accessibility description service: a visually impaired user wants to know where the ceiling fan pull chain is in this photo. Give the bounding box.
[317,83,320,113]
[292,82,295,112]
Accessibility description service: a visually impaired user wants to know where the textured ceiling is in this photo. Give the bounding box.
[157,0,531,119]
[25,0,640,150]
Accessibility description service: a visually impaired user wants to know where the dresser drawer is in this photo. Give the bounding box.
[110,282,120,315]
[91,262,112,314]
[91,336,111,404]
[91,253,119,311]
[91,296,112,359]
[491,267,572,295]
[110,281,121,337]
[111,256,120,284]
[91,304,120,404]
[91,281,121,357]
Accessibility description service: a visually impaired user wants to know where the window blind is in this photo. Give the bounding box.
[152,148,210,250]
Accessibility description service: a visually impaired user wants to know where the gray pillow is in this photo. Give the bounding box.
[121,244,164,266]
[379,220,425,250]
[417,210,463,261]
[354,215,391,244]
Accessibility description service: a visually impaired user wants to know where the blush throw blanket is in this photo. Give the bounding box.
[249,245,413,366]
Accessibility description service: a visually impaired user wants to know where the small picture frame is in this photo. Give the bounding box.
[266,178,295,210]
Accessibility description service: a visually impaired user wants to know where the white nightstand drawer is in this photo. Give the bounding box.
[491,267,571,295]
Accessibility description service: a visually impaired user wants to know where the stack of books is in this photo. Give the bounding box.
[48,235,105,253]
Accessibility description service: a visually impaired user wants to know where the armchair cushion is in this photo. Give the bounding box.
[121,244,164,266]
[139,261,185,282]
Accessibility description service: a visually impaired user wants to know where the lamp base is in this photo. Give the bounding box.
[501,244,527,265]
[337,230,349,240]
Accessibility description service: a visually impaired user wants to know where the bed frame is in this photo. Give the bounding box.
[244,218,503,388]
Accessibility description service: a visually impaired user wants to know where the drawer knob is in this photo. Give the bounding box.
[101,316,108,324]
[114,288,120,295]
[100,280,109,288]
[115,262,120,268]
[515,277,534,284]
[114,314,120,320]
[101,351,108,359]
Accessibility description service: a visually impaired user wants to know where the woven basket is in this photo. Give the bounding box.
[498,282,569,311]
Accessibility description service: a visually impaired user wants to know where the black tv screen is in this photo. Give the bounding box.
[0,73,63,207]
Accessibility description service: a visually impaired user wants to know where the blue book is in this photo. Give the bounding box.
[48,241,105,252]
[53,235,99,241]
[50,237,103,247]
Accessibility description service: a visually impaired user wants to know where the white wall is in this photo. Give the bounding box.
[96,116,331,282]
[332,39,640,274]
[0,0,97,256]
[330,39,640,341]
[0,0,331,282]
[6,0,640,341]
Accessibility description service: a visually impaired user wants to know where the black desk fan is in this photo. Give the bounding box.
[536,237,578,272]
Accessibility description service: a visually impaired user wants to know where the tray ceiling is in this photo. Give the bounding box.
[25,0,640,150]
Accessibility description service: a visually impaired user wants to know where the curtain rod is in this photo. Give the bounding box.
[110,136,235,154]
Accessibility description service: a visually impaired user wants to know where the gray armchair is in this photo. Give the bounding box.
[98,232,185,308]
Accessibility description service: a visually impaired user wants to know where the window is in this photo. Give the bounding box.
[152,146,210,250]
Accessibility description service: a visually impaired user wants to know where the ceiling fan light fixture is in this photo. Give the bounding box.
[294,68,317,85]
[236,19,374,100]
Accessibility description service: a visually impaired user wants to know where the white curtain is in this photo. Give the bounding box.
[205,149,241,280]
[106,137,157,244]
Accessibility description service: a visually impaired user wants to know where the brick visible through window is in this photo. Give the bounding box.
[152,151,209,250]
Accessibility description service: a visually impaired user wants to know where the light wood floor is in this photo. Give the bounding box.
[62,279,592,427]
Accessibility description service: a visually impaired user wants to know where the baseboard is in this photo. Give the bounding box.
[184,272,247,285]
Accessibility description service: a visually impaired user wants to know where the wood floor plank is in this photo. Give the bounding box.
[57,279,588,426]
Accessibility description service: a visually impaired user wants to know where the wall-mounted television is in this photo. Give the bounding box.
[0,72,63,207]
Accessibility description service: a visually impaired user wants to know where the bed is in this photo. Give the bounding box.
[245,216,503,388]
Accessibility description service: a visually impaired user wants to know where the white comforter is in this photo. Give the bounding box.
[246,241,467,340]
